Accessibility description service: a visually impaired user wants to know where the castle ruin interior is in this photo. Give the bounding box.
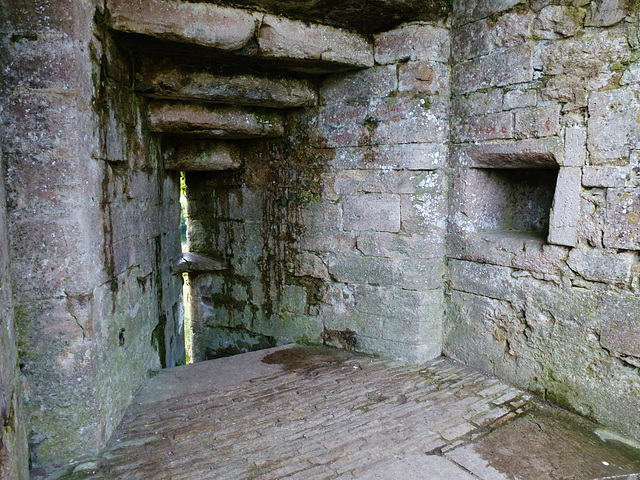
[1,0,640,478]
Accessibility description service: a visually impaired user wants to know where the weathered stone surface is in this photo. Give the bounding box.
[604,188,640,250]
[148,101,284,138]
[567,247,634,285]
[582,167,627,188]
[454,111,513,142]
[327,253,395,285]
[514,105,561,139]
[585,0,633,27]
[588,87,640,165]
[342,194,401,232]
[563,126,586,167]
[398,61,450,95]
[464,138,562,168]
[453,0,526,27]
[374,24,450,65]
[600,307,640,367]
[107,0,257,51]
[534,5,585,39]
[172,252,225,274]
[136,60,317,108]
[502,89,537,110]
[320,66,397,104]
[165,141,241,171]
[257,14,374,68]
[548,167,581,247]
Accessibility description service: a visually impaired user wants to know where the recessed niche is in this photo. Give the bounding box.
[473,167,559,235]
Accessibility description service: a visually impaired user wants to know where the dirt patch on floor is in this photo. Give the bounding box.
[261,345,365,374]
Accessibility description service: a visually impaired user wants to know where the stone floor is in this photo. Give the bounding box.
[62,345,640,480]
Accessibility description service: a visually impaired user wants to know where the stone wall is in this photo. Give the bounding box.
[0,0,184,475]
[0,119,29,480]
[445,0,640,440]
[185,21,450,362]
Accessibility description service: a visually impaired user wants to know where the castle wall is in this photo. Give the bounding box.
[445,0,640,439]
[0,0,184,475]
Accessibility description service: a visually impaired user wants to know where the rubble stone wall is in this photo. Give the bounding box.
[0,0,184,474]
[445,0,640,440]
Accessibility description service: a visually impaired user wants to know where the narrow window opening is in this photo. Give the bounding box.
[180,171,193,364]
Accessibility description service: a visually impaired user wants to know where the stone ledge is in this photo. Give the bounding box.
[164,141,241,171]
[108,0,374,71]
[136,58,317,108]
[463,138,563,168]
[148,101,284,139]
[172,252,225,274]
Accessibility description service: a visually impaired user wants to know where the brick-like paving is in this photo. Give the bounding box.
[69,346,640,480]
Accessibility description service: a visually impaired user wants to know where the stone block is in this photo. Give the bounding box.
[326,143,448,170]
[356,232,445,260]
[164,141,241,171]
[401,191,447,236]
[600,307,640,366]
[342,194,401,232]
[453,11,535,60]
[320,66,397,104]
[454,111,513,143]
[567,247,634,285]
[621,61,640,86]
[548,167,582,247]
[327,253,395,286]
[333,169,438,196]
[398,61,451,95]
[369,94,450,145]
[382,291,443,343]
[374,24,450,65]
[604,188,640,250]
[311,103,367,148]
[514,105,561,139]
[453,45,533,94]
[564,127,586,167]
[449,259,520,304]
[107,0,256,51]
[585,0,632,27]
[453,0,527,27]
[503,89,537,110]
[355,285,442,321]
[534,6,585,39]
[295,252,329,280]
[257,14,374,68]
[136,59,317,108]
[394,258,445,290]
[582,167,627,188]
[172,252,225,274]
[454,90,504,117]
[147,101,284,138]
[464,138,562,168]
[588,87,640,165]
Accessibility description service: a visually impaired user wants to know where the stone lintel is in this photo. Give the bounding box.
[148,101,284,139]
[165,141,241,171]
[466,138,562,169]
[136,60,317,108]
[172,252,225,274]
[108,0,373,71]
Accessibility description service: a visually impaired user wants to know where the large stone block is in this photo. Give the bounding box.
[534,5,585,39]
[147,101,284,138]
[567,247,634,285]
[107,0,256,51]
[514,105,561,139]
[136,60,317,108]
[342,194,401,233]
[398,61,451,95]
[585,0,634,27]
[374,24,450,65]
[453,90,504,118]
[453,45,533,94]
[548,167,581,247]
[164,141,241,171]
[588,87,640,165]
[320,66,397,104]
[582,167,627,188]
[462,138,562,168]
[327,253,395,286]
[257,14,374,68]
[604,188,640,250]
[454,111,513,143]
[326,143,448,170]
[453,0,527,27]
[356,232,445,260]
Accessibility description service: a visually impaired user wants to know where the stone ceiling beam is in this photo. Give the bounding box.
[107,0,373,71]
[136,58,317,108]
[148,101,285,138]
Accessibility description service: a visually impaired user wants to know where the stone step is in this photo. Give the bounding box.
[136,58,317,108]
[164,140,242,171]
[107,0,374,73]
[171,252,225,274]
[148,101,284,139]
